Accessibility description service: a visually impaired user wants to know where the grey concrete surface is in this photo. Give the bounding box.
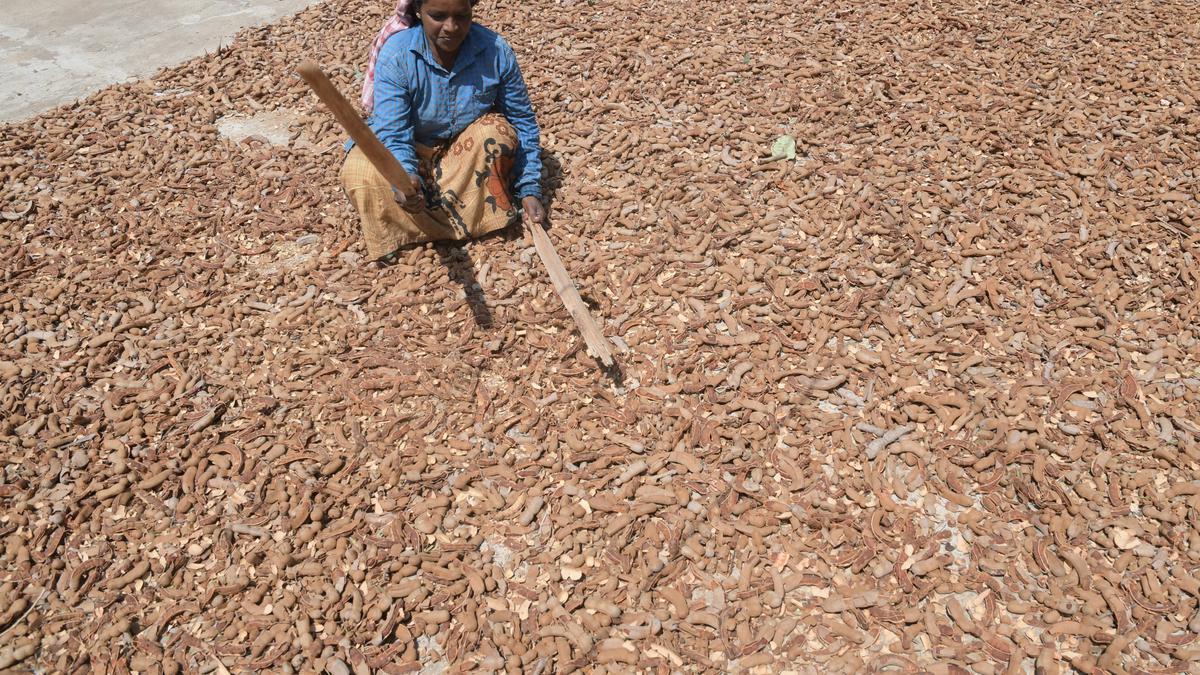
[0,0,323,122]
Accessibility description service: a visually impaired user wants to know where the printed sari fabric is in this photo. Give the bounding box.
[341,113,520,259]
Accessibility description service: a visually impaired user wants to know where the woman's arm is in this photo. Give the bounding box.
[371,39,422,191]
[495,44,542,201]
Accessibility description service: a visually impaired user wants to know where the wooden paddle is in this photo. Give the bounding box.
[296,60,617,368]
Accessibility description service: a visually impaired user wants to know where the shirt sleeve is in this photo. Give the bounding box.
[371,40,422,190]
[494,43,542,200]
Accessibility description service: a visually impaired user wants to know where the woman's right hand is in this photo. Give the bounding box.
[393,186,423,212]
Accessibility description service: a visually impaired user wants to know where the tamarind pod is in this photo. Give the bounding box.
[94,477,130,501]
[413,609,450,624]
[1098,618,1149,671]
[909,555,951,576]
[739,652,775,668]
[420,562,462,581]
[0,643,37,669]
[659,587,689,619]
[584,597,622,619]
[106,560,151,591]
[1167,482,1200,497]
[188,405,224,433]
[538,623,593,654]
[772,617,798,645]
[1047,620,1098,638]
[666,451,701,472]
[823,618,865,643]
[410,494,451,512]
[865,426,913,460]
[462,565,485,595]
[519,496,545,526]
[136,468,172,490]
[634,486,677,506]
[603,513,633,535]
[822,590,881,613]
[596,646,637,664]
[614,460,649,485]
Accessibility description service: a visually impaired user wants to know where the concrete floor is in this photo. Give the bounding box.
[0,0,323,122]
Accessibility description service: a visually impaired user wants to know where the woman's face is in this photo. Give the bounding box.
[420,0,473,58]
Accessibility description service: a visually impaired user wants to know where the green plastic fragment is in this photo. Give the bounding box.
[771,135,797,161]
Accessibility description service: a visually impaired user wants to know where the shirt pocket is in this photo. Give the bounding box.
[473,80,500,109]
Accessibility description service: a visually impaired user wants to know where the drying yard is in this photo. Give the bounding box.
[1,0,1199,672]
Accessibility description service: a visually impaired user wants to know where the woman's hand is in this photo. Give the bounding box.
[393,186,423,213]
[521,196,546,229]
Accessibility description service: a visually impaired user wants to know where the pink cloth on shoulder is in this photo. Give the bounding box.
[361,0,415,112]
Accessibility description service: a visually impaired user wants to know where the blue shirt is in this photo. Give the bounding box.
[365,24,542,200]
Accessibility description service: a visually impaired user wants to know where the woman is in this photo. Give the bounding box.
[342,0,545,261]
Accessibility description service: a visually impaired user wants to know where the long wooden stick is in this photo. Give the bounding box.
[296,61,443,238]
[526,221,615,367]
[297,60,617,368]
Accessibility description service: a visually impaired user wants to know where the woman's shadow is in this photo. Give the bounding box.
[434,151,622,381]
[540,151,565,228]
[434,151,564,330]
[435,243,493,329]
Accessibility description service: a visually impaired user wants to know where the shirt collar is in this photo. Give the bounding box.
[410,24,487,75]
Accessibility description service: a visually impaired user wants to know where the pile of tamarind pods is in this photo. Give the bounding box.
[1,0,1198,672]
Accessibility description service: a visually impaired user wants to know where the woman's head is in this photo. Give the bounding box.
[410,0,479,59]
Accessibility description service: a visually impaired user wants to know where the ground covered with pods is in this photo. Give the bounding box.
[2,0,1200,672]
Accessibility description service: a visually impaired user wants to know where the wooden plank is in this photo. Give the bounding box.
[295,60,443,239]
[527,222,616,367]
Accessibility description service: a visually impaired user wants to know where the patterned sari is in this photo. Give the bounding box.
[341,113,520,259]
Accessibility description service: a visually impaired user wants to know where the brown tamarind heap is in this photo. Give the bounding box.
[1,0,1198,672]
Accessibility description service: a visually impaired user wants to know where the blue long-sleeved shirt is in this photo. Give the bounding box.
[362,24,542,200]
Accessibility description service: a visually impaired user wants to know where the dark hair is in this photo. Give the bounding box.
[407,0,481,24]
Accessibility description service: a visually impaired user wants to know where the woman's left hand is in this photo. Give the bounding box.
[521,196,546,229]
